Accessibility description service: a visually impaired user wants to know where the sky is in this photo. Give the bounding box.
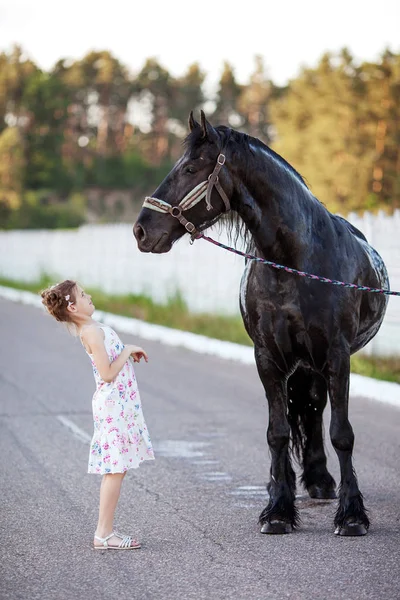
[0,0,399,93]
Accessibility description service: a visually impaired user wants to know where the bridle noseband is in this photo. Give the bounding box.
[142,153,230,237]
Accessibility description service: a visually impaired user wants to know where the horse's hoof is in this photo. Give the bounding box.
[260,520,292,534]
[334,523,368,536]
[308,484,337,500]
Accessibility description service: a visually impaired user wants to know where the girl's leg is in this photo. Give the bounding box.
[95,472,126,538]
[94,472,140,547]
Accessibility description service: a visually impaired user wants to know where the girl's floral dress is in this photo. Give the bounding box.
[84,324,155,474]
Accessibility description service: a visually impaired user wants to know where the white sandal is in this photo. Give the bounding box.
[94,531,141,550]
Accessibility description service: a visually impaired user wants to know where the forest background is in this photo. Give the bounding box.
[1,45,399,230]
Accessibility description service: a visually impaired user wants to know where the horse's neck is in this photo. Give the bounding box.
[232,146,312,263]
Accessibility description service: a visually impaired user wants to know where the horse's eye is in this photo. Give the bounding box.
[185,165,196,174]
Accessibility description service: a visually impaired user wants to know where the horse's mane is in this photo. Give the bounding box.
[184,125,311,252]
[216,126,309,188]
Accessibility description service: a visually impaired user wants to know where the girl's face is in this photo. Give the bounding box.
[71,285,95,317]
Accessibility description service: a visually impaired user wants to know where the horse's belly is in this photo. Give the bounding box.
[351,240,389,353]
[351,294,388,353]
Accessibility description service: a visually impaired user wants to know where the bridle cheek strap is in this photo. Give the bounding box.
[142,153,230,236]
[206,154,230,213]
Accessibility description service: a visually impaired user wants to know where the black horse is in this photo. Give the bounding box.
[133,111,389,536]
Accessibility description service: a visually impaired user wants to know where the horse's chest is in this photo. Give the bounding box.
[239,261,253,319]
[240,261,306,333]
[240,261,302,313]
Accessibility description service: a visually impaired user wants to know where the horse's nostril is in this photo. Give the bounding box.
[133,222,146,243]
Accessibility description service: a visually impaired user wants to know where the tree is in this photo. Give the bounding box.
[0,126,25,226]
[0,45,38,133]
[0,126,25,193]
[133,58,173,161]
[270,49,400,213]
[169,63,205,156]
[22,70,73,190]
[57,51,132,156]
[237,55,273,142]
[361,50,400,210]
[214,62,242,126]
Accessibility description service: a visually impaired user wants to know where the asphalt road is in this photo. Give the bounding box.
[1,298,400,600]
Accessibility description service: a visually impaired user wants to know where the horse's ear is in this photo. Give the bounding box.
[188,111,200,132]
[200,110,218,143]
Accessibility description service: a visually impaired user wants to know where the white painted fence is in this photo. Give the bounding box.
[2,211,400,355]
[1,223,245,314]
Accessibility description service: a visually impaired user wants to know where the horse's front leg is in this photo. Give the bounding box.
[255,348,299,534]
[326,350,369,536]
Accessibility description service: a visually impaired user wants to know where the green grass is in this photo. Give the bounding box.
[88,287,251,345]
[350,354,400,384]
[1,275,400,383]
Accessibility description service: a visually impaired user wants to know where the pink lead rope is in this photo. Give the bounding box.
[196,233,399,297]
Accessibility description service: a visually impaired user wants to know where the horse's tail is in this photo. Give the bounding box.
[287,367,327,465]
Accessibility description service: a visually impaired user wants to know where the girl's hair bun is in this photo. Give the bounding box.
[41,280,77,322]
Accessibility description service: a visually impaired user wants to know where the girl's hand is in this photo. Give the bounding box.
[127,345,148,363]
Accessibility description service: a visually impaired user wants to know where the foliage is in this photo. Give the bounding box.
[0,126,25,192]
[0,190,86,229]
[0,45,399,228]
[270,49,400,213]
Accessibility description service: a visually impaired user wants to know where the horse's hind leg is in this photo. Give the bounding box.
[288,369,336,499]
[255,349,299,534]
[326,351,369,536]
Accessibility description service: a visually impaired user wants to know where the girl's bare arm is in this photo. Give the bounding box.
[82,326,137,383]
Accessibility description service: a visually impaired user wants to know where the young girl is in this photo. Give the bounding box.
[41,279,155,550]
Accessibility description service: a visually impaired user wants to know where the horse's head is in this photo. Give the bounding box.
[133,111,232,253]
